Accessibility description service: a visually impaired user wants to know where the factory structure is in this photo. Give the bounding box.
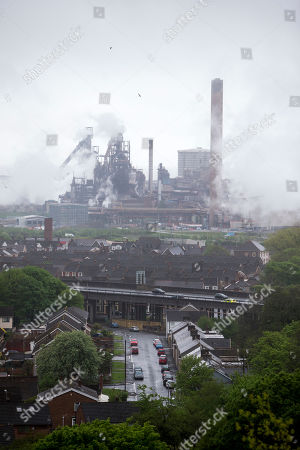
[42,78,245,229]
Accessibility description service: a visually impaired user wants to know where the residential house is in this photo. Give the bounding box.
[37,380,99,428]
[32,307,90,356]
[0,403,51,444]
[0,307,13,331]
[77,402,139,424]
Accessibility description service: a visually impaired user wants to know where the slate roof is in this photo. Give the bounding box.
[166,310,204,322]
[81,402,139,423]
[0,307,13,316]
[38,381,98,402]
[0,377,38,402]
[0,403,51,425]
[0,424,14,446]
[205,338,231,349]
[46,307,88,328]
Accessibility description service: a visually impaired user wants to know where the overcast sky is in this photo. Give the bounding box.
[0,0,299,215]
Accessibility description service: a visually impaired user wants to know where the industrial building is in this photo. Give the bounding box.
[48,203,88,227]
[177,148,210,177]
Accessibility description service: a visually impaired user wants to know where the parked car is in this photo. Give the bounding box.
[157,348,165,356]
[160,365,170,373]
[163,373,174,386]
[152,288,166,294]
[131,346,139,354]
[130,326,139,332]
[162,371,171,379]
[214,293,228,300]
[159,355,167,364]
[225,298,236,303]
[130,339,138,346]
[134,367,144,380]
[111,322,119,328]
[153,338,161,346]
[155,343,163,349]
[165,379,175,389]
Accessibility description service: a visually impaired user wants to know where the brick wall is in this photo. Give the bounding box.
[48,391,98,429]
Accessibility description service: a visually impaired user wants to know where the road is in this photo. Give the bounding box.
[75,285,251,304]
[113,329,176,400]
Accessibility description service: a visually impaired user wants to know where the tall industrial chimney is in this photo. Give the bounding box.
[209,78,223,227]
[44,217,53,242]
[148,139,153,194]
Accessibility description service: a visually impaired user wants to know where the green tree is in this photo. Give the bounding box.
[264,227,300,259]
[260,286,300,332]
[0,266,83,325]
[197,370,300,450]
[32,419,168,449]
[235,393,295,450]
[262,260,300,286]
[36,331,101,389]
[248,322,300,375]
[197,315,216,331]
[175,355,214,396]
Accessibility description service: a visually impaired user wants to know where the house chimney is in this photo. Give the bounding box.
[44,218,53,242]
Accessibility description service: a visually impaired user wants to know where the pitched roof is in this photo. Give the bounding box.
[0,307,13,316]
[0,403,51,425]
[0,424,14,445]
[81,402,139,423]
[38,381,98,402]
[0,377,38,402]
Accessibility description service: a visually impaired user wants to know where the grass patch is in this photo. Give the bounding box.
[102,388,128,401]
[111,360,125,383]
[113,336,124,356]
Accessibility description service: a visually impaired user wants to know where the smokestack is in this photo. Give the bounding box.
[44,218,53,242]
[148,139,153,194]
[209,78,223,228]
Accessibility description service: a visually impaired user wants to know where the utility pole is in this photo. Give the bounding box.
[124,338,126,392]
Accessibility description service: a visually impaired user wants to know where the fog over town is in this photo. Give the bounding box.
[0,1,299,448]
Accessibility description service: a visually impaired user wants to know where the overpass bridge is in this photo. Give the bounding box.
[74,285,254,326]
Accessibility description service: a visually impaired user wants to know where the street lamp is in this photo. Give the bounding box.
[124,337,127,392]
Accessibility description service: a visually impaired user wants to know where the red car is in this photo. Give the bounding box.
[131,346,139,355]
[130,340,138,347]
[159,355,167,364]
[157,348,165,356]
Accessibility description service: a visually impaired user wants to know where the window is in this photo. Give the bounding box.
[72,417,76,426]
[136,270,146,285]
[96,299,104,313]
[252,252,256,257]
[204,286,209,289]
[2,317,10,323]
[77,272,83,277]
[212,286,218,290]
